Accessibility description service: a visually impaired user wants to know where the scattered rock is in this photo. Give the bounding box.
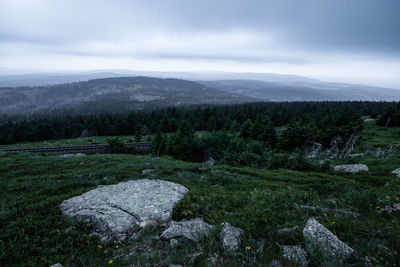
[220,222,244,251]
[298,205,359,217]
[59,153,86,158]
[206,253,224,266]
[281,245,309,267]
[384,203,400,213]
[205,156,215,165]
[60,179,188,239]
[170,238,178,248]
[303,218,357,263]
[348,153,365,158]
[142,169,154,175]
[391,168,400,178]
[333,164,369,173]
[49,264,64,267]
[161,218,214,242]
[168,264,182,267]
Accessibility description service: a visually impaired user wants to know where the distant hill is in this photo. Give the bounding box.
[199,79,400,101]
[0,77,254,115]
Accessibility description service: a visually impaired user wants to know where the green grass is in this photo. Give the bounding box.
[0,135,153,149]
[1,123,400,266]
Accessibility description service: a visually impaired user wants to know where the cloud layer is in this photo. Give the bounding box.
[1,0,399,87]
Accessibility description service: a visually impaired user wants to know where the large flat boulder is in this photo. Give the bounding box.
[60,179,188,239]
[333,164,368,173]
[161,218,214,242]
[303,218,357,263]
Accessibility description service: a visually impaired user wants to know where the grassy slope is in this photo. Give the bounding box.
[0,123,399,266]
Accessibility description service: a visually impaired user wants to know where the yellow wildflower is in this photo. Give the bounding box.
[221,222,225,226]
[377,206,381,209]
[109,260,113,264]
[115,245,119,249]
[246,246,251,250]
[381,208,384,211]
[332,221,336,224]
[98,245,102,249]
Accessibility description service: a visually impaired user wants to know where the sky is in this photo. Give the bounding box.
[0,0,399,88]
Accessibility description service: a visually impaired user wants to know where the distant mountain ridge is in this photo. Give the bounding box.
[0,76,254,115]
[199,79,400,101]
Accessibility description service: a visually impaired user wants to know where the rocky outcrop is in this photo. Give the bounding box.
[161,218,214,242]
[303,218,357,263]
[60,179,188,239]
[220,222,244,251]
[333,164,369,173]
[391,168,400,178]
[281,245,308,267]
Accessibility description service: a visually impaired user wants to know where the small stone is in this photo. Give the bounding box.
[170,238,178,248]
[142,169,154,175]
[206,253,223,266]
[333,164,369,173]
[303,218,357,263]
[391,168,400,178]
[161,218,214,242]
[281,245,309,267]
[384,203,400,213]
[220,222,244,251]
[49,264,64,267]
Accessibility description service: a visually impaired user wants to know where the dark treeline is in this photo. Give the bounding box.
[0,101,398,146]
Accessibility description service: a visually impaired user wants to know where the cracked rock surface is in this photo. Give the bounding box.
[60,179,188,239]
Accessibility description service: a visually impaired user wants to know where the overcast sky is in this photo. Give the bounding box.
[0,0,399,88]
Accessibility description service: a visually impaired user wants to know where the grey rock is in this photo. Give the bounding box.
[333,164,369,173]
[391,168,400,178]
[220,222,244,251]
[281,245,309,267]
[207,253,223,266]
[49,264,64,267]
[168,264,183,267]
[170,238,178,248]
[60,179,188,239]
[59,153,86,158]
[303,218,357,263]
[384,203,400,213]
[161,218,214,242]
[205,156,215,165]
[142,169,154,175]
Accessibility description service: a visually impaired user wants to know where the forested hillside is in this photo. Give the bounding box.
[0,77,253,115]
